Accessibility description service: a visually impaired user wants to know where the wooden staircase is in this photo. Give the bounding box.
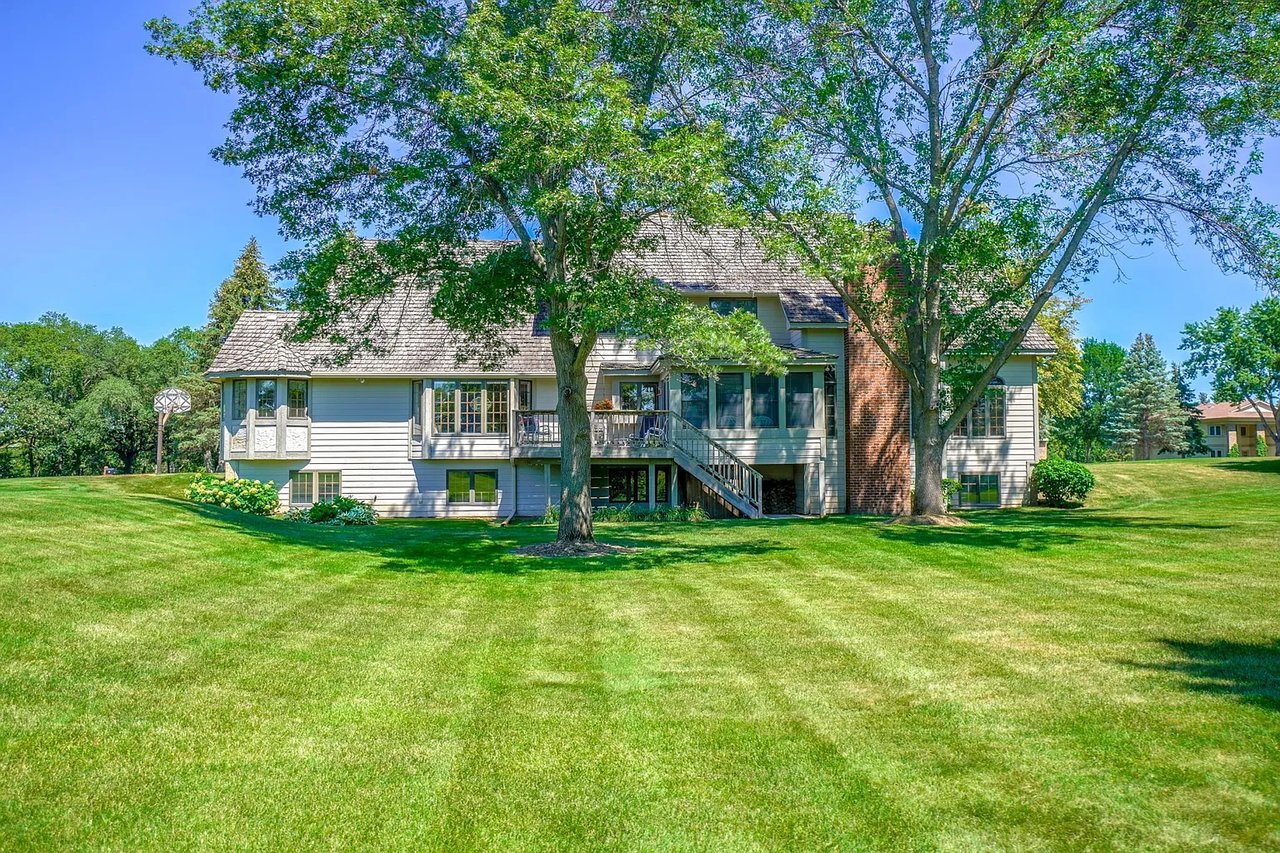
[669,413,764,519]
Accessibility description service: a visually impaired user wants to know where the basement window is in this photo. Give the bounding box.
[957,474,1000,507]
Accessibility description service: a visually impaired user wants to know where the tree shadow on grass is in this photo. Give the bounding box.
[865,508,1229,553]
[1134,638,1280,712]
[1217,458,1280,476]
[172,500,794,575]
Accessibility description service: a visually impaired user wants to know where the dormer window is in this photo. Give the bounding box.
[710,297,758,317]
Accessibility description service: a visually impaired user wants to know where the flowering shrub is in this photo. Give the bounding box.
[286,496,378,526]
[186,474,279,515]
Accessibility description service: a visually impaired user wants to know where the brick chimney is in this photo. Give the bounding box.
[843,303,911,515]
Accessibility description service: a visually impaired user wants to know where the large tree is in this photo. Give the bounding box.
[1182,297,1280,451]
[201,238,282,368]
[715,0,1280,514]
[1035,296,1085,443]
[149,0,784,545]
[1053,338,1126,461]
[1170,362,1209,457]
[1111,334,1188,460]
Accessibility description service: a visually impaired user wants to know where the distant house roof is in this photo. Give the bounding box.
[208,220,1053,376]
[1198,400,1276,422]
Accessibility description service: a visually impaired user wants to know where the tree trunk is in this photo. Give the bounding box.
[551,330,594,544]
[910,383,949,516]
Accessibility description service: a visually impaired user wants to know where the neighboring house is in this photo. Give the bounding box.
[1197,401,1278,457]
[207,223,1055,518]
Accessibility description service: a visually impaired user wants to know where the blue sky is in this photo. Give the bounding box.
[1,2,1276,390]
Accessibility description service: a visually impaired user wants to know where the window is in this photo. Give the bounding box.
[607,466,648,504]
[317,472,341,502]
[750,374,779,428]
[825,366,837,434]
[433,381,457,433]
[680,374,709,429]
[411,380,423,440]
[655,466,671,504]
[786,371,814,428]
[964,380,1006,438]
[447,469,498,503]
[230,379,248,420]
[459,382,483,433]
[1209,425,1222,436]
[518,380,533,411]
[716,373,745,428]
[710,297,758,317]
[290,470,313,505]
[287,380,309,418]
[620,381,659,411]
[486,383,509,434]
[958,474,1000,507]
[256,379,277,418]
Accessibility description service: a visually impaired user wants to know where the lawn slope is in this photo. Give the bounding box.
[0,459,1277,851]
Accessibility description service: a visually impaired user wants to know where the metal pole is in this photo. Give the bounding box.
[155,410,169,475]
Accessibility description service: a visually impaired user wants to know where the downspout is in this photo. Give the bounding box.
[499,461,518,526]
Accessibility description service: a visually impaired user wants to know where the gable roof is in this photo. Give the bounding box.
[1197,400,1276,422]
[208,222,1054,376]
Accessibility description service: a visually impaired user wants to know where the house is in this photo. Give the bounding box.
[1197,401,1278,457]
[207,223,1056,518]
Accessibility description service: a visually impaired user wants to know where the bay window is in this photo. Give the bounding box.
[231,380,248,420]
[256,379,276,418]
[287,380,308,418]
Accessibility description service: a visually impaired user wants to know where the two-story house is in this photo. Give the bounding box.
[207,223,1055,518]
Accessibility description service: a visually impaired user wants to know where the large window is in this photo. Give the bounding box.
[287,380,309,418]
[607,466,648,504]
[433,381,510,434]
[716,373,745,428]
[786,371,814,428]
[317,472,342,502]
[486,383,509,434]
[290,470,313,505]
[620,381,659,411]
[290,470,341,505]
[958,474,1000,507]
[434,381,458,433]
[230,380,248,420]
[710,297,758,317]
[680,374,709,429]
[751,374,779,428]
[965,380,1006,438]
[411,380,423,440]
[447,469,498,503]
[256,379,277,419]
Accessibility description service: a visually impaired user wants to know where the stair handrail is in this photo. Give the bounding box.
[667,412,763,513]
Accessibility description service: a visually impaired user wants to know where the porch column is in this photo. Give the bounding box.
[647,462,656,511]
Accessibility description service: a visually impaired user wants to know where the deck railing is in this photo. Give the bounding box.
[515,410,671,449]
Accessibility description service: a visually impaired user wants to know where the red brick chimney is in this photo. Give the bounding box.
[843,280,911,514]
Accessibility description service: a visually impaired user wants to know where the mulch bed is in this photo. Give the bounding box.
[513,541,637,558]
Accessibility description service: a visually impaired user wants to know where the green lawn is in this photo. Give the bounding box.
[1,460,1277,851]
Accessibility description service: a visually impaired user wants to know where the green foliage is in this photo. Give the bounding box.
[286,496,378,526]
[712,0,1280,512]
[1228,444,1242,458]
[1053,339,1128,462]
[1037,297,1086,427]
[1182,296,1280,451]
[1111,335,1190,460]
[200,239,281,368]
[71,377,152,474]
[1258,433,1268,456]
[941,478,962,505]
[185,474,280,515]
[147,0,787,542]
[1030,458,1096,507]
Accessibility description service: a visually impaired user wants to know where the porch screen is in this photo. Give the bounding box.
[680,375,709,429]
[716,373,745,428]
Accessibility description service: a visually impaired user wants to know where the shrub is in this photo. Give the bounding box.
[1030,458,1096,507]
[941,478,962,508]
[185,474,279,515]
[1228,444,1242,458]
[1258,434,1268,456]
[293,496,378,526]
[538,503,707,523]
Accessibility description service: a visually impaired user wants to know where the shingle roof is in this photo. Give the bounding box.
[208,221,1052,376]
[1198,400,1276,421]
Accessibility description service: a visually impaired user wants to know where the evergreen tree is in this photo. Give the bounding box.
[200,239,280,368]
[1055,339,1126,462]
[1112,335,1189,461]
[1171,363,1208,457]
